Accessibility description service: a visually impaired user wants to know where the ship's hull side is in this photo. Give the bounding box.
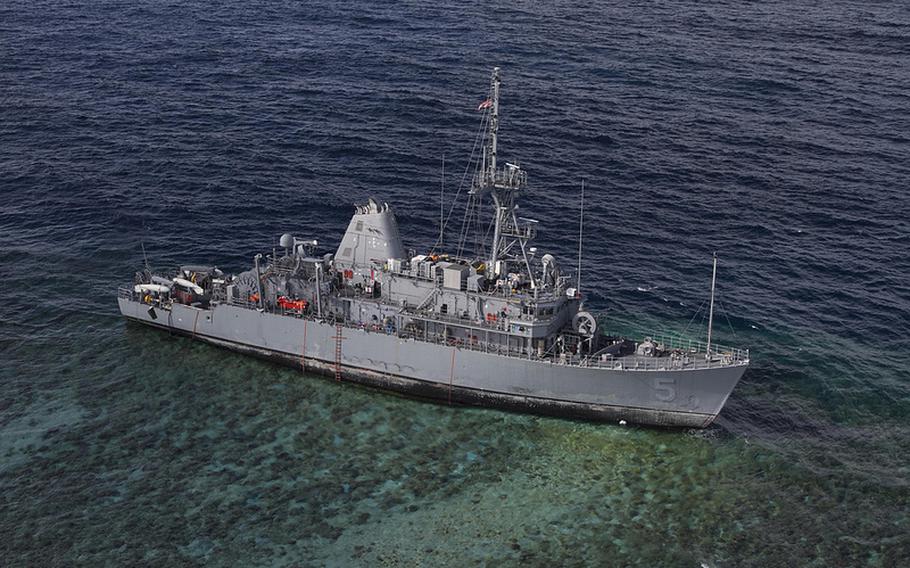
[119,299,746,428]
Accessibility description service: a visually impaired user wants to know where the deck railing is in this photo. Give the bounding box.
[119,286,748,371]
[597,330,749,364]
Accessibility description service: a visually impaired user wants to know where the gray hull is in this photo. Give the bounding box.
[119,298,746,428]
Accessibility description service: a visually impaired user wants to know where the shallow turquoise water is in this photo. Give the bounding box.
[2,316,907,565]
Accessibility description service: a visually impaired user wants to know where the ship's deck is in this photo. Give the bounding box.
[119,286,750,372]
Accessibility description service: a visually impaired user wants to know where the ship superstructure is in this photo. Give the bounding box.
[119,68,749,427]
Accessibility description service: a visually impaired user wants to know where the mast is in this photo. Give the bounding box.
[141,241,151,273]
[706,252,717,358]
[577,179,585,292]
[488,68,500,180]
[488,67,503,270]
[439,154,445,246]
[469,67,530,279]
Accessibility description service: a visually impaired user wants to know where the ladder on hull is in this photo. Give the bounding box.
[333,323,344,381]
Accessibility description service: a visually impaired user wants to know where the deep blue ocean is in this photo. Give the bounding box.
[1,1,908,566]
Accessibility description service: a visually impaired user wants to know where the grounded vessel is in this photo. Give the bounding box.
[119,68,749,428]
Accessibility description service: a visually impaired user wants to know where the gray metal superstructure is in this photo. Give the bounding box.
[119,68,749,428]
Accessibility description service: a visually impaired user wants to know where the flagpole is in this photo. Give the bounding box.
[706,252,717,359]
[577,179,585,294]
[439,154,445,246]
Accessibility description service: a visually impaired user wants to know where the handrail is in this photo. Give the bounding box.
[119,286,749,371]
[599,329,749,363]
[403,308,518,332]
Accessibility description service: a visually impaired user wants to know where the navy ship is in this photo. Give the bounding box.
[119,68,749,428]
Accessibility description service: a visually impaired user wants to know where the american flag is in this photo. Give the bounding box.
[477,98,493,111]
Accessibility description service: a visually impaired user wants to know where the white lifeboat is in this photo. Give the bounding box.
[134,284,171,294]
[173,277,204,295]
